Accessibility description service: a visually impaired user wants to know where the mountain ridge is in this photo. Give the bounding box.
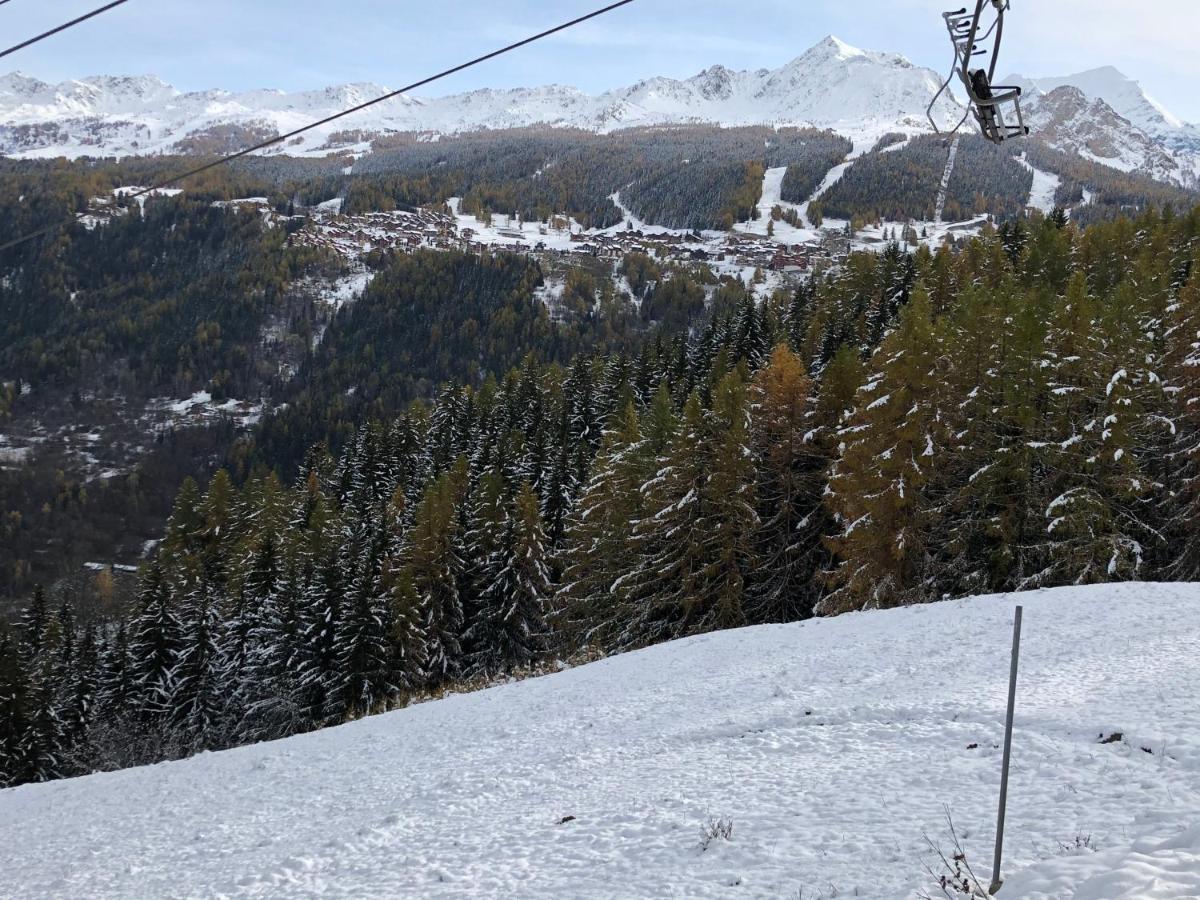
[0,35,1196,188]
[0,36,967,157]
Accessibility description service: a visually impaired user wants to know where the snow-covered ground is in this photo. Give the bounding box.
[734,166,820,247]
[1017,154,1064,214]
[2,583,1198,898]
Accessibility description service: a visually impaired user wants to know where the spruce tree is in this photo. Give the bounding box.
[171,568,231,753]
[556,400,648,650]
[330,513,396,718]
[407,472,464,683]
[617,380,755,649]
[127,563,182,722]
[467,482,551,675]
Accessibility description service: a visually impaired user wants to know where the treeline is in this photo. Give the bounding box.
[1021,142,1200,226]
[779,133,854,203]
[623,160,765,231]
[6,206,1200,788]
[240,249,757,481]
[821,135,1032,223]
[346,126,849,231]
[0,161,344,399]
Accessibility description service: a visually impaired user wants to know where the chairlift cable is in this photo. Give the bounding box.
[0,0,130,62]
[0,0,638,253]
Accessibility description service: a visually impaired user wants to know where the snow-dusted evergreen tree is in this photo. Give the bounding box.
[17,585,48,668]
[330,512,395,717]
[225,533,278,687]
[171,568,231,752]
[540,441,575,549]
[467,481,551,675]
[160,476,204,583]
[823,285,943,613]
[95,619,135,727]
[127,563,181,722]
[0,633,30,787]
[381,562,427,693]
[458,469,506,655]
[407,469,465,682]
[617,374,756,649]
[936,277,1051,597]
[16,671,62,784]
[746,344,825,622]
[1031,272,1157,585]
[294,549,344,727]
[238,559,305,743]
[556,400,649,649]
[613,392,709,649]
[59,622,98,768]
[731,295,771,372]
[1166,261,1200,576]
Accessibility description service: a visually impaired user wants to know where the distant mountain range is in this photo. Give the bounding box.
[1,35,1196,188]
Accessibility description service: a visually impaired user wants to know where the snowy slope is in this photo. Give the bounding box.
[1010,68,1200,186]
[0,36,964,159]
[1021,86,1190,185]
[1010,67,1195,148]
[2,583,1199,899]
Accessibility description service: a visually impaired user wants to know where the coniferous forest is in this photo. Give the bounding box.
[3,205,1200,788]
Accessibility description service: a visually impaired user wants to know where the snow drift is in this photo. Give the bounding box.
[1,582,1198,898]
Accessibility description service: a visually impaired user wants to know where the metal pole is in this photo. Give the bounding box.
[990,605,1022,895]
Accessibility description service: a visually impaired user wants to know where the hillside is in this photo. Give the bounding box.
[1,583,1198,898]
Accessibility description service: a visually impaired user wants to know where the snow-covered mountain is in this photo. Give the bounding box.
[1011,66,1199,152]
[2,583,1198,897]
[0,36,962,158]
[1010,67,1200,186]
[1021,85,1191,185]
[2,36,1198,191]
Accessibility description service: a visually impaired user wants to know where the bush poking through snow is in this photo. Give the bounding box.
[1056,833,1099,854]
[918,811,992,899]
[698,816,734,851]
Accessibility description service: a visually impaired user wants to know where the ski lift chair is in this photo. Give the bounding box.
[931,2,1030,144]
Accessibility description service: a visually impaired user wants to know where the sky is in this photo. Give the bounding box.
[4,0,1199,121]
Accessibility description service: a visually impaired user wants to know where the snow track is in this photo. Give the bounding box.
[934,136,960,224]
[2,583,1199,899]
[1017,153,1063,214]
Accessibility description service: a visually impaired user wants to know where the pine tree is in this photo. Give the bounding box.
[96,619,135,723]
[382,563,428,693]
[1166,262,1200,575]
[294,548,344,727]
[746,344,825,623]
[0,633,30,787]
[823,286,943,613]
[617,379,755,649]
[239,560,305,743]
[18,585,49,668]
[1031,272,1150,585]
[407,472,464,683]
[59,623,99,773]
[556,400,648,650]
[458,469,507,657]
[171,568,231,753]
[127,563,182,722]
[330,513,396,718]
[467,482,551,675]
[937,280,1052,596]
[161,477,204,581]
